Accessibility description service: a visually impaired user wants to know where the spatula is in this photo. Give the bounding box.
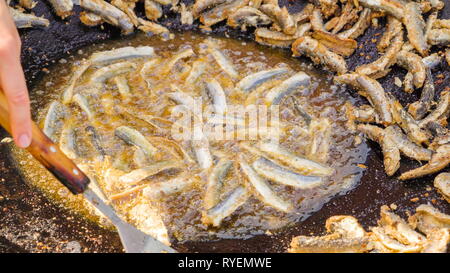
[0,91,176,253]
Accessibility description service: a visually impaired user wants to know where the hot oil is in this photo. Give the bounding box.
[11,31,369,242]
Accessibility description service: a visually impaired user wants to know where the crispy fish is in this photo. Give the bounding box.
[185,58,207,84]
[144,0,162,20]
[138,18,171,39]
[227,6,272,30]
[358,0,404,19]
[396,51,426,89]
[79,11,103,26]
[334,73,392,124]
[338,8,372,40]
[418,91,450,128]
[239,157,293,213]
[384,125,432,161]
[9,8,50,28]
[111,0,139,26]
[434,172,450,202]
[79,0,134,34]
[19,0,36,9]
[47,0,73,19]
[399,144,450,180]
[200,0,247,27]
[356,31,403,79]
[90,62,136,84]
[312,31,358,57]
[292,36,348,75]
[377,16,402,52]
[252,157,323,189]
[310,8,325,32]
[427,28,450,46]
[259,3,296,35]
[73,93,95,120]
[407,67,435,120]
[357,123,400,176]
[192,0,227,18]
[403,2,428,56]
[307,118,331,163]
[207,44,238,79]
[254,24,311,48]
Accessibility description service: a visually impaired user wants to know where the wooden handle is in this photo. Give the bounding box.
[0,92,89,194]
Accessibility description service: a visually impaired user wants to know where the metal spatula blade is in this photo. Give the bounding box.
[83,188,177,253]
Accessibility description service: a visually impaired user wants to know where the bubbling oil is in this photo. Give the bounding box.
[11,31,368,242]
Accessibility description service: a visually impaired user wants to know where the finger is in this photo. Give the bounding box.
[0,51,31,148]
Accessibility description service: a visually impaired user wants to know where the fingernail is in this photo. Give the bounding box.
[18,134,31,148]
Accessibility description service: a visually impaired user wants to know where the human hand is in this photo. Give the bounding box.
[0,1,31,148]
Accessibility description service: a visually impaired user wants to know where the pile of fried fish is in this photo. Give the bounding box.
[289,204,450,253]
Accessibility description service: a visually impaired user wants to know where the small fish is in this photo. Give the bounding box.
[144,0,162,20]
[358,0,404,19]
[356,32,403,79]
[265,72,311,105]
[90,62,136,84]
[43,101,65,142]
[79,0,134,34]
[384,125,432,161]
[254,24,311,48]
[330,1,358,34]
[204,159,233,210]
[403,2,428,56]
[396,51,426,89]
[422,53,442,70]
[334,73,392,125]
[427,28,450,46]
[185,58,207,84]
[118,160,182,185]
[115,126,158,158]
[310,8,325,32]
[259,3,296,35]
[311,31,358,57]
[208,45,238,79]
[200,0,247,27]
[237,67,288,93]
[47,0,73,19]
[179,3,194,25]
[192,128,213,170]
[240,158,293,213]
[89,46,155,64]
[19,0,36,9]
[259,141,334,176]
[390,99,431,145]
[79,11,103,26]
[407,67,435,120]
[419,91,450,128]
[85,125,106,160]
[73,94,95,120]
[399,144,450,180]
[292,36,348,75]
[377,16,402,52]
[159,48,195,76]
[192,0,227,18]
[61,62,91,104]
[227,6,272,31]
[111,0,139,26]
[59,119,79,160]
[307,118,332,163]
[205,79,227,116]
[357,123,400,176]
[113,76,131,101]
[143,176,196,199]
[9,8,50,28]
[434,172,450,202]
[403,72,414,94]
[252,157,323,189]
[202,186,249,227]
[138,18,171,39]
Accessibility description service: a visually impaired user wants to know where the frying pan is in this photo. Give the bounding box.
[0,0,449,253]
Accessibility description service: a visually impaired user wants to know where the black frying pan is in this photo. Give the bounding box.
[0,0,449,253]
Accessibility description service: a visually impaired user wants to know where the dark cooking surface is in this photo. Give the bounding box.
[0,0,449,253]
